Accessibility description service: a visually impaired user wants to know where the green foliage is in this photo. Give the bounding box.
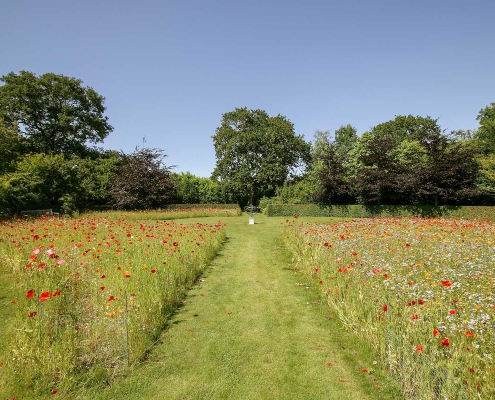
[475,102,495,154]
[0,71,113,156]
[212,107,311,205]
[0,153,75,215]
[311,128,354,205]
[258,178,318,213]
[0,118,27,174]
[171,173,233,204]
[319,116,484,206]
[65,153,119,212]
[265,204,495,219]
[108,147,175,210]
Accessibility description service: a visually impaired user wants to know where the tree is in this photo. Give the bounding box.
[0,71,113,156]
[475,102,495,154]
[0,117,26,174]
[415,137,481,205]
[212,107,310,205]
[0,153,76,214]
[334,124,358,162]
[311,130,352,205]
[108,147,175,210]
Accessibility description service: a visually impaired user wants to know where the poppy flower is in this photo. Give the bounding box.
[173,242,179,246]
[433,328,440,336]
[441,338,450,346]
[28,311,37,318]
[52,290,61,297]
[465,331,475,338]
[411,314,419,319]
[26,289,35,299]
[382,304,388,312]
[416,344,424,353]
[441,280,453,287]
[151,269,156,274]
[40,292,51,302]
[108,295,115,301]
[449,310,456,315]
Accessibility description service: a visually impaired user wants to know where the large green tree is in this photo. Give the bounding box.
[212,107,310,205]
[0,71,113,156]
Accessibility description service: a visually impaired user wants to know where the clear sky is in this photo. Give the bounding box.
[2,0,494,177]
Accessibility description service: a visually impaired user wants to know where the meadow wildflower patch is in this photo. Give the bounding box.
[283,217,495,399]
[0,215,225,395]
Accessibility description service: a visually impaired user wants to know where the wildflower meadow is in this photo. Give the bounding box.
[0,211,226,395]
[284,217,495,399]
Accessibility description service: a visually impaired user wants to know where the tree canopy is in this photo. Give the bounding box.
[108,147,175,210]
[0,71,113,156]
[212,107,310,205]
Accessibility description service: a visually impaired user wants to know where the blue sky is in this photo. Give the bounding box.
[2,0,494,177]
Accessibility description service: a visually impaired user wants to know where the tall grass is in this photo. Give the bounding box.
[283,217,495,399]
[0,215,225,396]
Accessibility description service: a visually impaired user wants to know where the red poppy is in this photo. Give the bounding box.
[26,289,35,299]
[465,331,475,338]
[383,273,388,278]
[382,304,388,312]
[418,299,425,305]
[433,328,440,336]
[449,310,456,315]
[28,311,37,317]
[40,292,51,302]
[441,280,453,287]
[441,338,450,346]
[108,296,115,301]
[100,286,105,290]
[52,290,61,297]
[151,269,156,274]
[411,314,418,319]
[173,242,179,246]
[416,344,424,353]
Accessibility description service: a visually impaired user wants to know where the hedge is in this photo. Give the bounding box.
[265,204,495,220]
[166,204,240,211]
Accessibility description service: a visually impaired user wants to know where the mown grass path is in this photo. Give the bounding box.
[84,215,400,400]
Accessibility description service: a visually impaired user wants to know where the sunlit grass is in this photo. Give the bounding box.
[283,217,495,399]
[82,205,241,220]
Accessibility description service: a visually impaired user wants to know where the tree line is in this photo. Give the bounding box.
[1,70,494,217]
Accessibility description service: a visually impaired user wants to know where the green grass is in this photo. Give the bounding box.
[0,214,402,399]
